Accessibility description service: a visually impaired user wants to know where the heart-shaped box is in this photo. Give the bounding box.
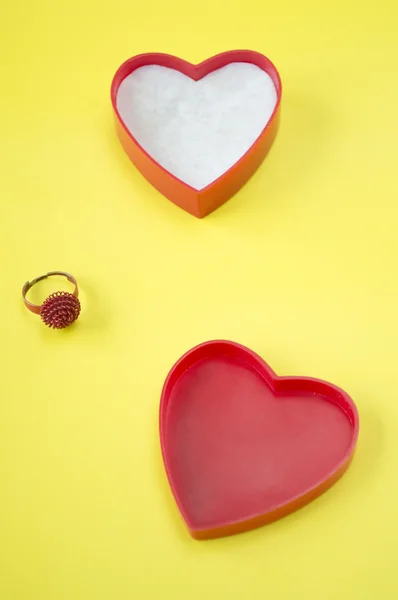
[111,51,282,217]
[160,341,359,539]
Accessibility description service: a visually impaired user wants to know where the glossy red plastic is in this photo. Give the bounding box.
[160,341,359,540]
[111,51,282,218]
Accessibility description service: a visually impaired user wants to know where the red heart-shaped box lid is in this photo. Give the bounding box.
[111,51,282,218]
[160,341,359,539]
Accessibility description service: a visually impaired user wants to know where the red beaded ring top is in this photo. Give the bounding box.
[22,271,81,329]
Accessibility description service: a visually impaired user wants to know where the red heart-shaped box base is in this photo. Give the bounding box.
[160,341,359,539]
[111,51,282,217]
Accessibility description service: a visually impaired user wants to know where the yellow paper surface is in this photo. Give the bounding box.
[1,1,397,598]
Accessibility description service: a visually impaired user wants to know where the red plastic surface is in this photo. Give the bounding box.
[160,341,359,540]
[111,51,282,218]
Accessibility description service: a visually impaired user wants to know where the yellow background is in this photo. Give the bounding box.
[1,0,397,598]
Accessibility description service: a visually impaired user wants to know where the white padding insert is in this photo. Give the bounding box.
[117,63,277,190]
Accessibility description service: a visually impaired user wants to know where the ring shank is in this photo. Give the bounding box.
[22,271,79,314]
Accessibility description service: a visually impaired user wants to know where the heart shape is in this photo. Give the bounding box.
[111,51,282,217]
[160,341,359,539]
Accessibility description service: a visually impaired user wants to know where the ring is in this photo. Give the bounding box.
[22,271,81,329]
